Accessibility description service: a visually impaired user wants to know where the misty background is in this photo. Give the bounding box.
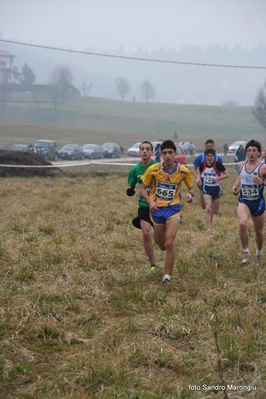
[1,0,266,106]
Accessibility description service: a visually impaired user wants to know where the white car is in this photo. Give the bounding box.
[127,142,141,157]
[228,141,247,153]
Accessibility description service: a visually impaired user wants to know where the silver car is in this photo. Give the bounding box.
[228,141,247,153]
[127,142,141,157]
[82,144,103,159]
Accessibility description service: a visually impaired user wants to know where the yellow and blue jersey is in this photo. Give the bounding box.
[141,162,193,207]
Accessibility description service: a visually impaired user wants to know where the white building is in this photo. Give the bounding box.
[0,50,20,84]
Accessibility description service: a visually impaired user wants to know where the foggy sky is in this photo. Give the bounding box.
[1,0,266,53]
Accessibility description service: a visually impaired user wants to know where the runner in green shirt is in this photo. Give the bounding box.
[127,141,158,270]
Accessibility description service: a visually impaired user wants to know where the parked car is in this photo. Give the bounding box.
[179,141,196,155]
[175,145,187,164]
[0,144,6,151]
[58,144,85,160]
[127,142,141,157]
[228,141,247,153]
[101,143,121,158]
[152,144,187,165]
[82,144,103,159]
[34,140,58,161]
[11,144,36,153]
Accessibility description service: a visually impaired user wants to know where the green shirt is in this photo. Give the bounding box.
[127,160,157,207]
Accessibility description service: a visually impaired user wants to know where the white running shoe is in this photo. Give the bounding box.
[242,251,250,264]
[255,250,262,262]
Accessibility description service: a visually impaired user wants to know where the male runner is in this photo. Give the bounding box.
[232,139,266,264]
[127,141,157,270]
[198,147,229,231]
[139,140,194,284]
[192,139,223,209]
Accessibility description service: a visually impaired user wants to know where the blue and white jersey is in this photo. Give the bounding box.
[199,160,225,188]
[239,161,264,201]
[193,152,223,168]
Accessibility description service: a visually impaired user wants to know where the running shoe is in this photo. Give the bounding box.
[150,265,157,272]
[242,251,250,264]
[255,250,262,262]
[162,276,170,285]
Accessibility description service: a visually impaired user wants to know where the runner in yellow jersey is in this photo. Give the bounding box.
[139,140,194,284]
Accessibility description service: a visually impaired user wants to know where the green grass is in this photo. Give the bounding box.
[0,165,265,398]
[0,96,265,151]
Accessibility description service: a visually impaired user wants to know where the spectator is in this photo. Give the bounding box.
[154,143,161,162]
[189,142,195,155]
[223,142,229,156]
[234,144,246,172]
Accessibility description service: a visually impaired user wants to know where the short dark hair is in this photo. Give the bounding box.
[245,139,261,155]
[205,139,215,146]
[205,147,216,156]
[161,140,176,152]
[139,141,153,151]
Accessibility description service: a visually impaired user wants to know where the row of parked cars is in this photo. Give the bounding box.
[2,141,123,161]
[127,141,188,164]
[127,141,196,156]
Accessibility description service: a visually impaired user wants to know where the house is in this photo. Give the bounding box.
[0,50,20,84]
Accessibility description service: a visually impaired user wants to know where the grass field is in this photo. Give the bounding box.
[0,96,265,152]
[0,164,266,398]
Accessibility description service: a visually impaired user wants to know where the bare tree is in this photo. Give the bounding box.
[32,85,42,108]
[115,76,130,101]
[140,79,156,102]
[49,65,74,108]
[80,81,92,96]
[0,70,11,106]
[253,80,266,129]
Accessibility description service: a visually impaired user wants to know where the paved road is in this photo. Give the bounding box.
[52,153,234,166]
[52,152,234,166]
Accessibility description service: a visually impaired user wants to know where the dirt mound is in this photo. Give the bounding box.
[0,151,70,177]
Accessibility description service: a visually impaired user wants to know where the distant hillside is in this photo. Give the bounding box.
[0,96,265,152]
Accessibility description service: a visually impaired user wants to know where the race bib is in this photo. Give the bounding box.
[242,184,259,200]
[146,186,152,196]
[155,182,176,201]
[204,175,214,184]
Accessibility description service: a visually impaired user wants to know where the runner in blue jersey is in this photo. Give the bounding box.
[192,139,223,209]
[232,139,266,264]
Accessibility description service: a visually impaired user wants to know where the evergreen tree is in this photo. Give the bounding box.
[20,64,36,85]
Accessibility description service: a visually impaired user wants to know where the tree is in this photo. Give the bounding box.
[20,63,36,85]
[140,79,156,102]
[222,100,239,107]
[80,81,92,96]
[253,80,266,129]
[115,76,130,101]
[0,70,11,106]
[49,65,73,108]
[32,85,43,108]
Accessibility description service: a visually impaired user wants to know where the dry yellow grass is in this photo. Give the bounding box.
[0,164,266,399]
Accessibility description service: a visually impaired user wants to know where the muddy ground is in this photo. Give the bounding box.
[0,151,73,178]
